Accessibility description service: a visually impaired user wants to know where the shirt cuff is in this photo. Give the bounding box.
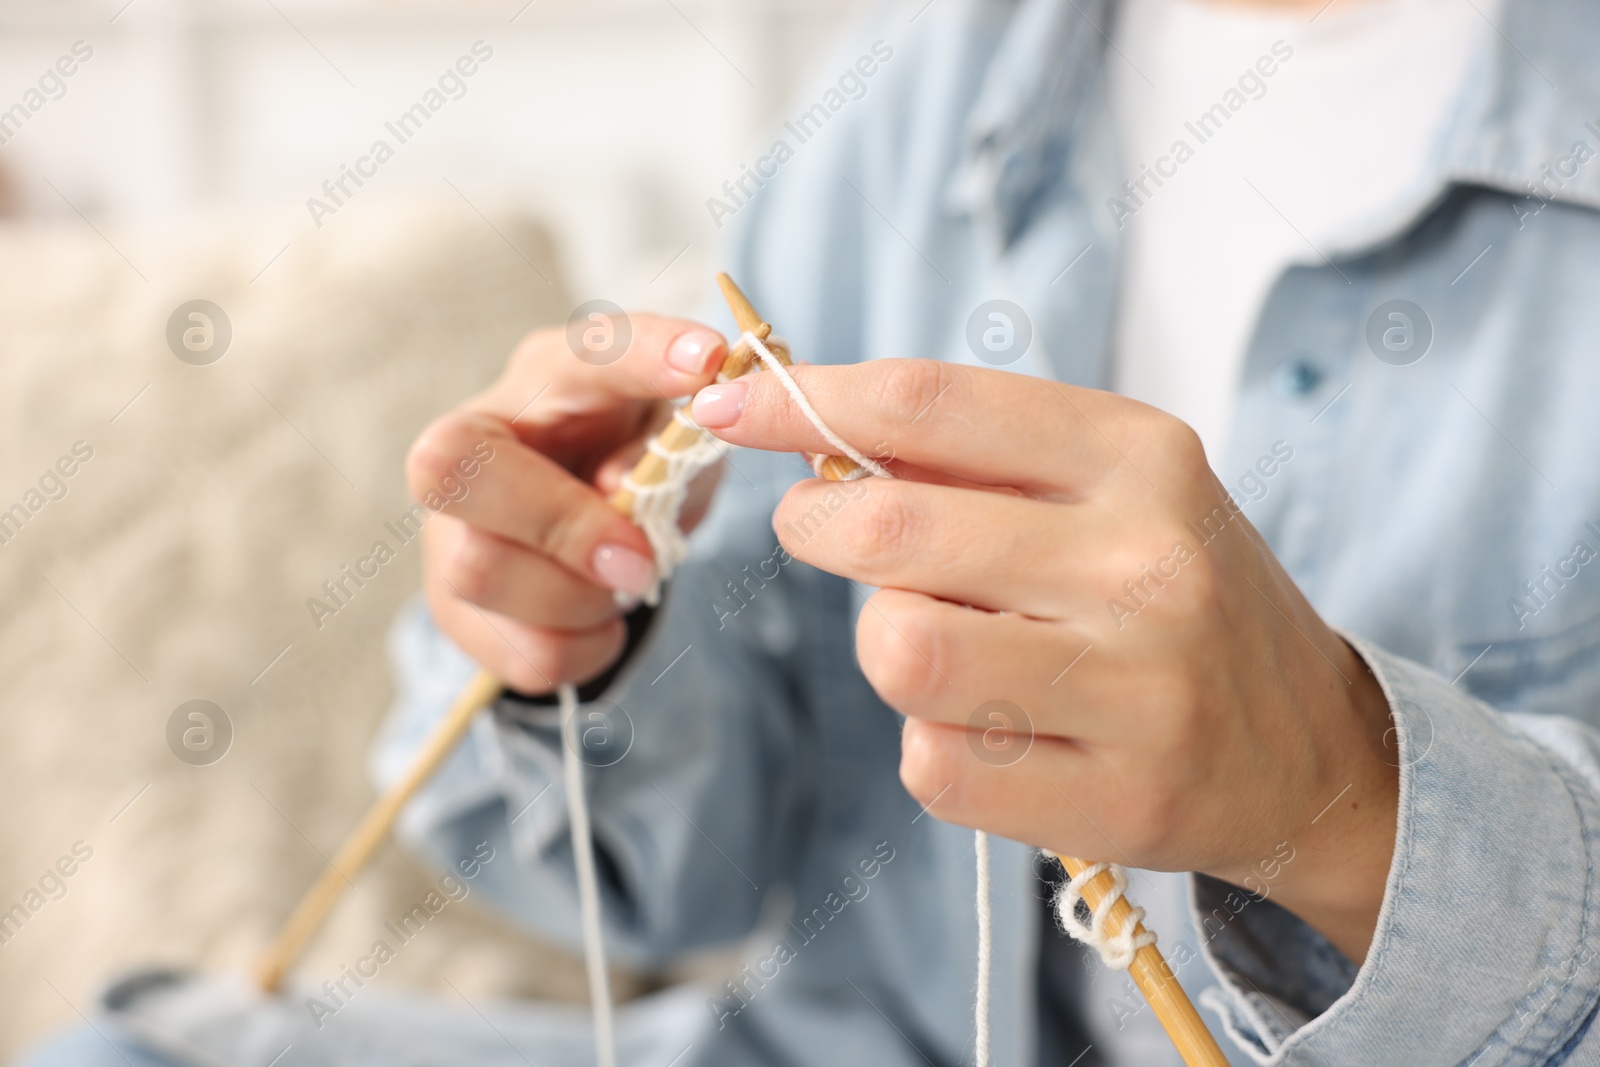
[1192,633,1600,1064]
[370,593,664,858]
[495,596,662,723]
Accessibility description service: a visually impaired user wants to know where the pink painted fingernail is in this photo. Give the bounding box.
[592,543,655,597]
[666,328,725,375]
[691,380,748,428]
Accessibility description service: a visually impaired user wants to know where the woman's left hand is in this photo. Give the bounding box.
[693,358,1399,963]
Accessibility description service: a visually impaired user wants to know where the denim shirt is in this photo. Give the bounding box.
[371,1,1600,1065]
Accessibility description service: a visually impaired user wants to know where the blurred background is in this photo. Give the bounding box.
[0,0,867,1058]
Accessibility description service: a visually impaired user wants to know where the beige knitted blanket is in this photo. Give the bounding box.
[0,198,602,1059]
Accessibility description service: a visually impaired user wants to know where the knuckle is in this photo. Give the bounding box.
[871,360,953,426]
[406,418,458,492]
[506,327,555,377]
[1170,550,1221,616]
[444,528,502,605]
[858,599,943,710]
[530,499,589,563]
[841,489,913,563]
[408,412,491,499]
[898,720,956,804]
[1148,412,1208,472]
[421,581,463,643]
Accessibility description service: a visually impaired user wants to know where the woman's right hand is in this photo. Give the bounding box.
[406,313,728,694]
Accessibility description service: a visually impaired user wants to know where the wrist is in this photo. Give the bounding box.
[1214,636,1399,963]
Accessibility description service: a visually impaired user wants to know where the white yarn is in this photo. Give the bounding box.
[719,335,1007,1067]
[740,332,893,480]
[1051,856,1158,971]
[619,331,888,606]
[564,331,987,1067]
[560,682,617,1067]
[974,830,992,1067]
[620,407,728,605]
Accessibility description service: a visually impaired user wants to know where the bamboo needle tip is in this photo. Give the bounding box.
[716,272,767,335]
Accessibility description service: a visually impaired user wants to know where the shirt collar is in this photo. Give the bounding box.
[944,0,1115,247]
[1326,0,1600,257]
[947,0,1600,254]
[1436,0,1600,211]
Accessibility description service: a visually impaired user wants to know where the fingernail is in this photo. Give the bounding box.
[691,380,748,428]
[592,542,656,597]
[666,328,725,375]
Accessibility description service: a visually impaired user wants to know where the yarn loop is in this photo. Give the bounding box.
[1052,857,1158,970]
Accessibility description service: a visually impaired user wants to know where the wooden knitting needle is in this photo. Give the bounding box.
[1058,857,1230,1066]
[610,317,770,517]
[715,273,860,482]
[254,669,503,993]
[714,275,1229,1066]
[255,281,793,993]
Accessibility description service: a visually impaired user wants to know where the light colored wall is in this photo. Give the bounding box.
[0,0,872,312]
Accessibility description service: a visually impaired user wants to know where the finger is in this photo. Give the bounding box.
[428,515,620,630]
[593,434,651,497]
[481,314,730,436]
[407,409,658,599]
[426,579,627,695]
[855,589,1100,732]
[774,477,1077,615]
[860,588,1215,764]
[898,720,1168,865]
[692,360,1175,494]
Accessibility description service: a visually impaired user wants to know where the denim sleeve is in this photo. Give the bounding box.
[1192,634,1600,1065]
[368,448,830,968]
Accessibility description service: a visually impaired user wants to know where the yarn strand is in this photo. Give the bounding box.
[1052,857,1157,970]
[561,682,617,1067]
[741,332,893,480]
[560,328,889,1067]
[974,830,992,1067]
[583,324,999,1067]
[739,331,998,1067]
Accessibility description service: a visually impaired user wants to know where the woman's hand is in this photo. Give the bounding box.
[407,314,726,695]
[693,358,1399,962]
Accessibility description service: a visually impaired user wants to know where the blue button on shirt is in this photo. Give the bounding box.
[1274,358,1324,399]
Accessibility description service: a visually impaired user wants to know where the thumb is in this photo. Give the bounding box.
[490,313,729,424]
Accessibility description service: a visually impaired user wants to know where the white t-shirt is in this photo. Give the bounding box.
[1093,3,1495,1062]
[1108,0,1496,467]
